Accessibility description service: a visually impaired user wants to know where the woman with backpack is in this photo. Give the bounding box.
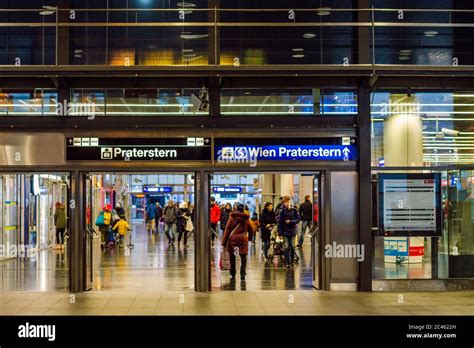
[96,204,113,249]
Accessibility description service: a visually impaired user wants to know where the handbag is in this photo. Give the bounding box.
[219,223,241,271]
[95,212,105,227]
[184,216,194,232]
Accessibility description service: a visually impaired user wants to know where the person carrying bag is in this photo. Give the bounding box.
[220,204,255,281]
[219,223,240,271]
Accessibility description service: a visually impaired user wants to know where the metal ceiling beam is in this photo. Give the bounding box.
[0,115,356,131]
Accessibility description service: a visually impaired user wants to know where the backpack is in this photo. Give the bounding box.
[95,212,105,227]
[103,211,112,225]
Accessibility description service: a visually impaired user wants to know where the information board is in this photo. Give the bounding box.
[66,137,211,161]
[378,173,441,237]
[214,137,358,162]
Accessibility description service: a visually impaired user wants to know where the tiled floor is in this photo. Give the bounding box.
[1,290,473,316]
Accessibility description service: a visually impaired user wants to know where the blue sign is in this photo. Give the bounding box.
[143,186,173,193]
[212,186,242,193]
[215,145,357,161]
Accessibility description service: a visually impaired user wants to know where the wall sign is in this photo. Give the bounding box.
[66,137,211,161]
[214,137,357,161]
[378,173,442,237]
[143,186,173,193]
[212,186,243,193]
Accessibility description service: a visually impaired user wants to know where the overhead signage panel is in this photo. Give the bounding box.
[212,186,243,193]
[66,137,211,161]
[143,186,173,193]
[378,173,442,237]
[214,137,358,162]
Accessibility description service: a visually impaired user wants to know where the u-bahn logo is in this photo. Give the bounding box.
[101,147,113,159]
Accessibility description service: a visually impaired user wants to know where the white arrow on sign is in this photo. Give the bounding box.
[343,147,350,156]
[68,138,73,144]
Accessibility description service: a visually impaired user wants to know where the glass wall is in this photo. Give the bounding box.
[371,90,474,280]
[2,2,474,66]
[221,89,357,116]
[371,91,474,166]
[0,89,58,116]
[70,88,208,116]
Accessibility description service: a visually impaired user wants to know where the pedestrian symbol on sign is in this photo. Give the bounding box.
[101,148,113,159]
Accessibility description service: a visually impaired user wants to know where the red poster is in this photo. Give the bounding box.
[409,246,425,256]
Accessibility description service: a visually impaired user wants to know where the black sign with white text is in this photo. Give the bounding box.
[66,137,211,161]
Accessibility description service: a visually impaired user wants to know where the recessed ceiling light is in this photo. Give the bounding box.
[182,48,194,53]
[292,54,305,58]
[424,31,438,37]
[180,34,209,40]
[317,7,331,16]
[39,10,54,15]
[177,2,196,7]
[399,49,412,54]
[303,33,316,39]
[292,48,304,52]
[398,56,410,61]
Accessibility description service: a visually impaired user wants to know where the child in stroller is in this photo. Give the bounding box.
[266,224,299,265]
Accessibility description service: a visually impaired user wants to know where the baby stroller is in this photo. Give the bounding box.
[267,224,299,265]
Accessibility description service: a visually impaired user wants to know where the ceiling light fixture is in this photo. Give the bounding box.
[316,7,331,16]
[424,31,438,37]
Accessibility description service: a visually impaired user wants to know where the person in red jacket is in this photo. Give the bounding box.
[210,197,221,244]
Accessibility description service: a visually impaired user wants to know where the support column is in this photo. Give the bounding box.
[261,174,274,205]
[69,170,84,292]
[279,174,294,198]
[195,170,210,292]
[356,0,370,64]
[57,0,71,65]
[209,77,221,118]
[298,175,314,203]
[208,0,220,65]
[358,88,372,291]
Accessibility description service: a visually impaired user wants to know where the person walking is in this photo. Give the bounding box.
[297,195,313,248]
[146,202,156,234]
[163,200,178,245]
[112,216,131,248]
[114,202,125,219]
[177,201,190,247]
[53,202,67,250]
[220,203,232,233]
[274,197,284,218]
[96,205,113,249]
[259,202,276,261]
[210,197,221,245]
[277,196,301,268]
[221,204,255,281]
[154,202,163,234]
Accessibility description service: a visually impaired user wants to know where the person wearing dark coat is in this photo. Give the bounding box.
[220,203,232,232]
[298,195,313,247]
[177,202,191,247]
[154,202,163,234]
[278,196,301,268]
[221,204,256,280]
[259,202,277,260]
